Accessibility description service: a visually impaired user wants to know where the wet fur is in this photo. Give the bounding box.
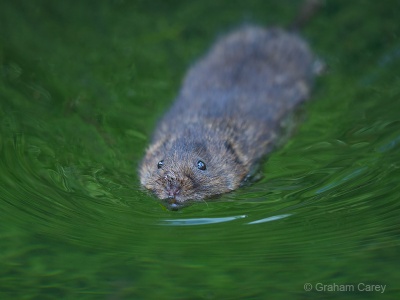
[140,25,315,207]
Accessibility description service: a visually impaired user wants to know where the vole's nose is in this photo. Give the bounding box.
[166,188,181,211]
[166,182,180,200]
[163,183,184,211]
[167,187,180,200]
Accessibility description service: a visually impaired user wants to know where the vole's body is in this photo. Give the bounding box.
[140,26,315,209]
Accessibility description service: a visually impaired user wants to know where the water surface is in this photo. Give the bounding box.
[1,0,400,299]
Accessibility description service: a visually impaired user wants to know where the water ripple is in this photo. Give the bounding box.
[247,214,292,224]
[160,215,247,226]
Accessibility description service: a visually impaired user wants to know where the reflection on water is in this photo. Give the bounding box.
[161,215,247,226]
[1,0,400,299]
[161,214,293,226]
[248,214,291,225]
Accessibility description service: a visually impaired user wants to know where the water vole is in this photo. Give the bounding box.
[140,25,316,209]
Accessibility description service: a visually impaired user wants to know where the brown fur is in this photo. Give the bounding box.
[139,25,315,209]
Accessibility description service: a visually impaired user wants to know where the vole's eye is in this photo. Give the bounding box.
[157,160,164,169]
[197,160,206,171]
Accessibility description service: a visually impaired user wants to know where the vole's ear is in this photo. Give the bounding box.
[146,135,169,156]
[224,139,248,167]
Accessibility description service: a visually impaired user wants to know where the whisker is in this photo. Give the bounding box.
[201,198,209,208]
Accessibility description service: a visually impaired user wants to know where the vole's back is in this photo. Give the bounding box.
[154,26,313,165]
[156,26,314,159]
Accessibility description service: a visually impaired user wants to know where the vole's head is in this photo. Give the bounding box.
[139,134,248,210]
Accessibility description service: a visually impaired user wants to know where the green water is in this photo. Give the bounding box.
[1,0,400,299]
